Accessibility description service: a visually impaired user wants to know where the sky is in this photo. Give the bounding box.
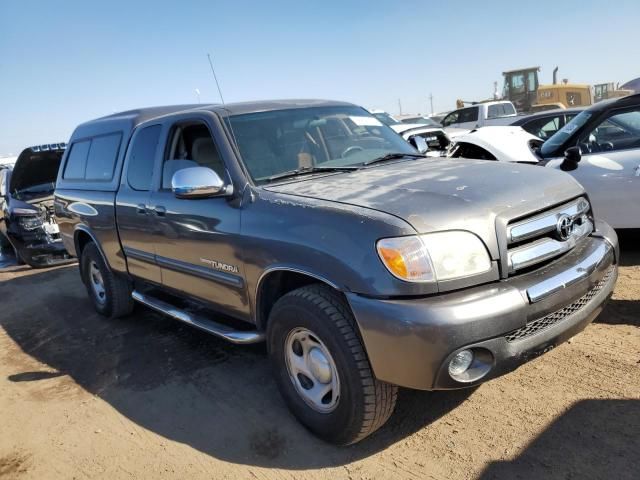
[1,0,638,155]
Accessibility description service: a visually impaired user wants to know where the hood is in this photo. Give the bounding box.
[453,126,542,163]
[9,146,65,194]
[443,127,470,138]
[390,123,434,134]
[265,158,584,259]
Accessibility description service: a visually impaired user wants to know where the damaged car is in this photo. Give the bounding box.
[0,143,72,267]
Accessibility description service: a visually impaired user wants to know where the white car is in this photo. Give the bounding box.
[539,94,640,229]
[447,93,640,228]
[441,101,519,130]
[447,126,542,163]
[393,123,451,156]
[369,109,451,155]
[0,156,17,168]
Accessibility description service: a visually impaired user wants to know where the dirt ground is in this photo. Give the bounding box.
[0,235,638,480]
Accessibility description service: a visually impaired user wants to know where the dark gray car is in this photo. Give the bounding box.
[54,100,618,444]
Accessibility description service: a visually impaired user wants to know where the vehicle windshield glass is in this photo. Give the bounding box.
[226,106,417,184]
[372,112,400,126]
[541,110,593,156]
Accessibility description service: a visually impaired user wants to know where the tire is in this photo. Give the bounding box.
[267,284,397,445]
[80,242,134,319]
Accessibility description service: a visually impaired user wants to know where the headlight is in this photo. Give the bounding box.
[377,231,491,283]
[18,214,44,231]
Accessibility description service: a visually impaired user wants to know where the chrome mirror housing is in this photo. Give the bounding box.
[171,166,227,199]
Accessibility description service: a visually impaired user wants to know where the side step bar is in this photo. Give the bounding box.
[132,291,265,344]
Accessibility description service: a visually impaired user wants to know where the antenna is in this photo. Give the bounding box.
[206,52,241,160]
[207,53,226,105]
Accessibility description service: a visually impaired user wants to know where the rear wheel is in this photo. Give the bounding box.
[267,284,397,445]
[80,243,133,318]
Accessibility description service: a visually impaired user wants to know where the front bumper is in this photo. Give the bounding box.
[347,229,618,390]
[8,230,73,268]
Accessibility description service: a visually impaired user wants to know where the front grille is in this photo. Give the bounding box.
[505,266,614,342]
[505,197,592,276]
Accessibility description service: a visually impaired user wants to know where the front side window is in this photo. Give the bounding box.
[459,107,479,123]
[442,111,460,127]
[162,122,226,189]
[127,125,161,191]
[510,73,525,94]
[582,108,640,153]
[226,106,416,183]
[541,110,593,157]
[527,71,537,92]
[524,116,561,139]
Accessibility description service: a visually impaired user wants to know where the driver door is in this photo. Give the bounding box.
[148,116,248,319]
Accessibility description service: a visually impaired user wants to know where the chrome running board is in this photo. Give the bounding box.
[132,291,265,344]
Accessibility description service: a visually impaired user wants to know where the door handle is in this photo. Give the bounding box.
[152,206,166,216]
[136,204,147,215]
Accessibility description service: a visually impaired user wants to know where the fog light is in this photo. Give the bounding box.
[449,349,474,376]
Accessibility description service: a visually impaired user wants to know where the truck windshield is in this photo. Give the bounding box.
[226,106,417,183]
[540,110,593,157]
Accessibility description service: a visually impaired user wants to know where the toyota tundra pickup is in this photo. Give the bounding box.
[54,100,618,445]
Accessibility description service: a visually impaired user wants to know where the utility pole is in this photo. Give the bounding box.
[398,98,402,116]
[429,93,434,115]
[195,88,201,103]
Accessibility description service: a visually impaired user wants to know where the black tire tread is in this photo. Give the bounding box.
[283,284,397,444]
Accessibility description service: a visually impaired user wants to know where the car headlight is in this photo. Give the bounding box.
[18,214,44,231]
[377,231,491,283]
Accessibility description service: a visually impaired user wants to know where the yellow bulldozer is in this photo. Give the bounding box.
[502,66,592,112]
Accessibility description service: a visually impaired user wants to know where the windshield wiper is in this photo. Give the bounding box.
[362,153,425,166]
[264,166,358,183]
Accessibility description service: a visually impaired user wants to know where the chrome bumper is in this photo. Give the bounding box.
[527,239,611,302]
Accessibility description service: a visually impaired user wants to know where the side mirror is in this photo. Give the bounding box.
[560,146,582,172]
[411,135,429,154]
[171,167,227,199]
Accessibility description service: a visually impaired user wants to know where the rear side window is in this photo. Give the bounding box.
[85,134,121,180]
[127,125,161,191]
[63,140,91,179]
[63,133,121,181]
[487,103,515,118]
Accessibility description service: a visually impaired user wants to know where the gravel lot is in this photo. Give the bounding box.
[0,235,638,480]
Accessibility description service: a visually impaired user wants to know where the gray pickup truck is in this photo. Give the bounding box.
[54,100,619,445]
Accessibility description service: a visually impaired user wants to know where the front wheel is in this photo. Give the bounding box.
[267,284,397,445]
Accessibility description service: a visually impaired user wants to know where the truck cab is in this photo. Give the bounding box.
[441,101,517,130]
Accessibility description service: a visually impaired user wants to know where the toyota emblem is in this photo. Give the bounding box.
[556,214,574,240]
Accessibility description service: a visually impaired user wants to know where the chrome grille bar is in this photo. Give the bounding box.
[508,219,593,273]
[508,197,590,244]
